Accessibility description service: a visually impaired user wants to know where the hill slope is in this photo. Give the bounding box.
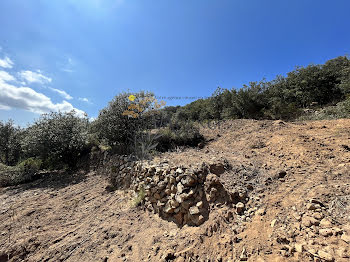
[1,119,350,261]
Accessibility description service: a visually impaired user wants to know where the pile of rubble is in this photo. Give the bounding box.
[270,198,350,261]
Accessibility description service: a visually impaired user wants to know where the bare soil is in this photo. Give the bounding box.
[1,119,350,261]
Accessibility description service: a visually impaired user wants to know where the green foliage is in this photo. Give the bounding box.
[17,157,42,171]
[21,111,89,168]
[0,158,41,187]
[131,132,161,160]
[0,120,22,166]
[93,91,155,152]
[164,55,350,121]
[132,186,146,207]
[299,97,350,120]
[156,121,204,151]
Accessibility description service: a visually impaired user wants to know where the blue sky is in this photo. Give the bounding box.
[0,0,350,126]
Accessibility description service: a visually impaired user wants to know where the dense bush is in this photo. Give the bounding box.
[299,97,350,120]
[21,111,89,168]
[168,55,350,121]
[0,120,22,166]
[0,158,42,186]
[93,92,154,151]
[156,121,204,151]
[93,91,168,156]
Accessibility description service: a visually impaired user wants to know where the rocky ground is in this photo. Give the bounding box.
[1,119,350,261]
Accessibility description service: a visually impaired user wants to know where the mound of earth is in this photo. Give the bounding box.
[1,119,350,261]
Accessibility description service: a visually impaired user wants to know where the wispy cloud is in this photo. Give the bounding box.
[0,70,85,117]
[0,56,14,69]
[50,87,73,100]
[0,70,16,82]
[61,57,75,73]
[79,97,90,103]
[19,70,52,84]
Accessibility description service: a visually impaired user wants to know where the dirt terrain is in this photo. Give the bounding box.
[1,119,350,262]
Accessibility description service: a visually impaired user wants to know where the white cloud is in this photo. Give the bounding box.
[19,70,52,84]
[50,87,73,100]
[79,97,89,102]
[0,71,85,117]
[0,70,16,82]
[0,56,14,69]
[0,104,10,110]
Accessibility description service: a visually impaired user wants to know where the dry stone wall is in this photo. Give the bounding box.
[103,155,248,226]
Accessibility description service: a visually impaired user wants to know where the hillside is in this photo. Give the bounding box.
[1,119,350,262]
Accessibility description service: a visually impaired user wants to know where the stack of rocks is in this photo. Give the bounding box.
[104,155,248,226]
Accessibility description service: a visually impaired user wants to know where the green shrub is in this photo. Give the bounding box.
[298,97,350,120]
[93,92,153,150]
[156,121,203,151]
[132,186,146,207]
[0,158,41,187]
[21,111,89,169]
[17,157,42,171]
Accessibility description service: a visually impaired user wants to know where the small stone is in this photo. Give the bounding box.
[169,176,176,184]
[336,247,349,258]
[256,207,266,216]
[302,216,319,227]
[189,206,200,215]
[196,201,203,208]
[319,228,333,237]
[278,170,287,178]
[306,203,317,210]
[164,202,175,214]
[173,213,183,225]
[175,194,185,204]
[293,213,301,221]
[307,248,317,257]
[181,175,196,187]
[191,214,205,225]
[236,202,245,214]
[209,162,226,175]
[333,227,343,235]
[169,199,179,208]
[271,219,277,228]
[319,218,332,227]
[318,250,334,261]
[313,212,324,220]
[240,247,248,261]
[154,193,161,200]
[177,183,185,194]
[295,243,304,253]
[176,168,184,174]
[310,199,325,207]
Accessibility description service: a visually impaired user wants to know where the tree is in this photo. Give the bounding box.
[93,91,163,154]
[0,120,22,166]
[22,111,89,168]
